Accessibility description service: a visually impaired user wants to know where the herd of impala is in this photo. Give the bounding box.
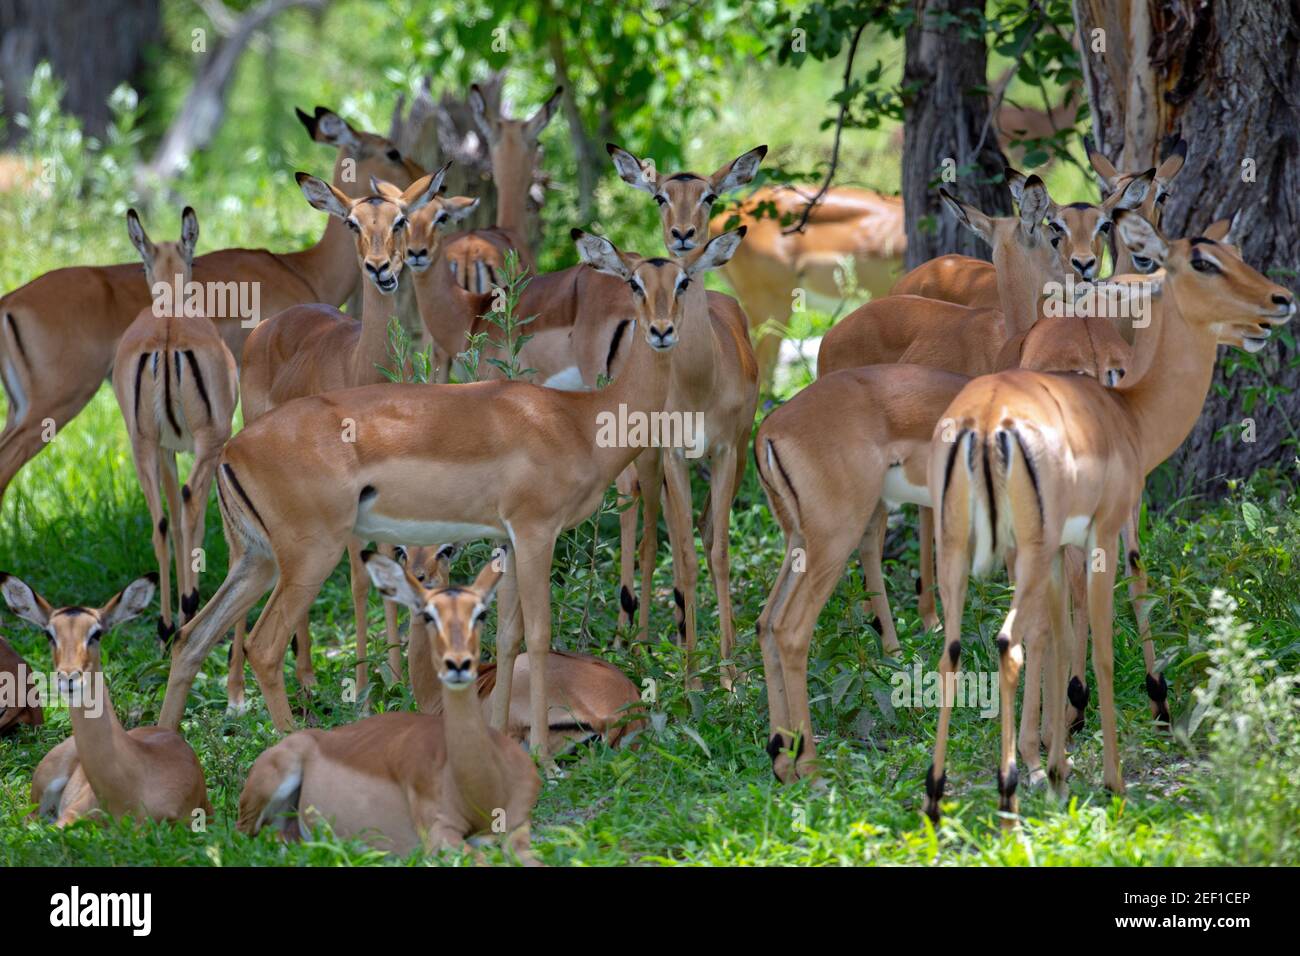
[0,79,1293,863]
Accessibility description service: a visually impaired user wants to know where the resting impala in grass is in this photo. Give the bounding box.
[0,635,42,734]
[238,551,541,862]
[1,573,211,826]
[113,207,238,644]
[159,228,745,765]
[0,106,424,501]
[924,211,1293,824]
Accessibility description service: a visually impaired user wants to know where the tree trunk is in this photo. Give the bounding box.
[902,0,1010,269]
[1075,0,1300,498]
[0,0,161,146]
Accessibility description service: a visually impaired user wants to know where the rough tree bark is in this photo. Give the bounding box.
[1075,0,1300,497]
[902,0,1011,269]
[0,0,161,146]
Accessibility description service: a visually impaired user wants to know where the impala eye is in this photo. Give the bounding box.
[1050,236,1061,248]
[1192,256,1220,274]
[676,276,691,295]
[654,195,667,206]
[627,279,644,296]
[346,219,360,233]
[1099,221,1112,234]
[434,212,448,225]
[386,148,402,162]
[702,193,717,206]
[86,628,102,645]
[393,216,408,232]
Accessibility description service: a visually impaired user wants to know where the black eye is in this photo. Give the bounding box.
[1192,256,1219,274]
[434,212,448,225]
[627,279,643,296]
[702,194,717,206]
[654,195,667,206]
[86,630,101,645]
[1099,221,1112,234]
[676,277,691,295]
[1050,236,1061,247]
[473,607,489,625]
[386,148,402,162]
[393,217,408,232]
[346,220,360,233]
[1156,192,1169,204]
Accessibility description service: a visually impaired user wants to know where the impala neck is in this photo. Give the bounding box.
[351,277,399,386]
[584,318,676,478]
[410,254,476,362]
[440,680,503,816]
[1115,274,1220,475]
[668,286,717,405]
[996,246,1053,339]
[494,148,532,237]
[276,151,368,307]
[68,671,134,799]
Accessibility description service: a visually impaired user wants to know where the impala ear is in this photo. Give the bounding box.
[607,143,656,195]
[1114,210,1168,268]
[1004,167,1028,205]
[392,545,409,567]
[399,167,446,214]
[524,87,563,139]
[686,227,746,276]
[711,145,768,194]
[179,207,199,262]
[470,549,507,605]
[939,189,995,244]
[296,172,353,219]
[126,209,153,263]
[1202,213,1237,244]
[572,228,633,280]
[369,175,403,201]
[100,575,157,629]
[439,196,480,223]
[0,573,52,630]
[1088,148,1121,190]
[1156,139,1188,185]
[310,107,360,149]
[362,551,428,611]
[1017,175,1052,233]
[469,84,495,143]
[1103,168,1153,213]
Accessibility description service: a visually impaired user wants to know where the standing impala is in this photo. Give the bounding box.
[924,211,1293,823]
[0,106,423,501]
[442,84,563,293]
[113,207,238,643]
[238,552,541,862]
[159,228,746,764]
[2,573,211,826]
[227,168,447,712]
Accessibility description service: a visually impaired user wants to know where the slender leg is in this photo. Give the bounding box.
[614,466,639,644]
[0,383,101,502]
[347,539,371,704]
[662,455,699,685]
[490,553,521,731]
[995,548,1048,828]
[160,452,187,625]
[182,439,223,624]
[858,503,902,656]
[1018,597,1046,774]
[756,543,798,760]
[1044,553,1073,798]
[133,447,174,645]
[705,444,739,688]
[634,452,663,643]
[1063,545,1091,741]
[917,507,939,631]
[1088,532,1124,794]
[511,529,559,760]
[925,520,970,824]
[1122,507,1167,723]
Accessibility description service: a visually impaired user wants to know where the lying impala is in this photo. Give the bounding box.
[442,85,562,293]
[160,228,745,764]
[0,635,42,734]
[238,551,541,862]
[398,544,645,750]
[924,211,1294,824]
[0,106,424,500]
[1,573,211,825]
[113,207,238,643]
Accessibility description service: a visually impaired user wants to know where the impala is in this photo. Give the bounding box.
[442,84,563,293]
[0,106,423,500]
[2,573,211,825]
[923,211,1293,823]
[227,167,449,712]
[159,228,745,763]
[0,635,42,734]
[237,551,541,862]
[113,207,238,643]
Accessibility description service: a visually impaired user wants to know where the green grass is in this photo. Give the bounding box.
[2,383,1298,866]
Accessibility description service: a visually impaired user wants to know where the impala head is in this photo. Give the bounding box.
[0,573,155,696]
[1090,139,1187,225]
[608,143,767,254]
[371,174,480,273]
[572,227,746,350]
[297,165,447,293]
[363,550,505,690]
[295,105,426,194]
[470,84,562,199]
[1115,210,1296,352]
[126,206,198,292]
[941,174,1065,288]
[1010,166,1154,281]
[393,543,458,587]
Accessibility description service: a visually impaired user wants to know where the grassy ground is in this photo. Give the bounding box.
[2,382,1298,866]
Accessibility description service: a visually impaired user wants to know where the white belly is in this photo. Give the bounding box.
[354,504,503,546]
[882,465,931,508]
[1060,515,1091,548]
[542,366,585,391]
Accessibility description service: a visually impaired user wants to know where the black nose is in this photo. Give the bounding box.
[410,248,427,258]
[445,657,474,673]
[1272,293,1293,306]
[1071,257,1096,273]
[670,227,695,241]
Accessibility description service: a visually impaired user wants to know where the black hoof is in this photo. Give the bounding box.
[997,764,1019,814]
[181,588,200,618]
[619,584,638,616]
[924,764,946,822]
[1146,672,1171,724]
[157,617,177,648]
[1067,676,1088,735]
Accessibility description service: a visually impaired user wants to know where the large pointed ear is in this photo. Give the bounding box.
[362,551,429,611]
[295,172,353,219]
[469,549,507,605]
[524,87,563,139]
[710,145,768,194]
[686,226,746,276]
[1114,210,1168,268]
[179,207,199,262]
[1017,174,1052,234]
[369,176,404,201]
[100,575,157,629]
[438,196,480,223]
[1201,212,1237,244]
[606,143,657,195]
[939,189,995,244]
[1088,148,1121,190]
[398,165,448,213]
[310,106,361,149]
[1102,168,1154,213]
[0,573,52,630]
[572,228,633,280]
[1156,139,1188,186]
[1004,167,1028,205]
[125,209,153,264]
[469,84,496,142]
